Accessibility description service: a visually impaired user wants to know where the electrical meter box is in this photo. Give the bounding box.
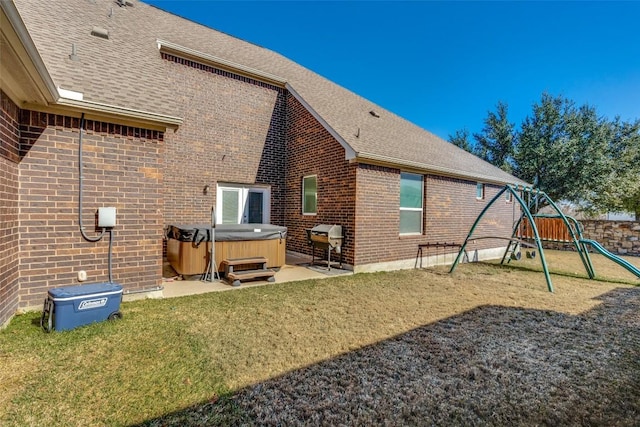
[98,207,116,228]
[41,282,123,332]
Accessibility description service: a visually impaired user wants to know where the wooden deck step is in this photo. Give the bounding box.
[227,268,276,287]
[221,257,269,275]
[222,257,268,266]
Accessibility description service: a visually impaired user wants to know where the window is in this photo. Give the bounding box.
[476,183,485,200]
[505,191,513,203]
[302,175,317,215]
[400,172,423,235]
[216,184,270,224]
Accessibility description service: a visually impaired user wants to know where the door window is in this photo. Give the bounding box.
[217,184,270,224]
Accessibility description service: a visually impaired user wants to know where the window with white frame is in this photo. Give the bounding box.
[505,190,513,203]
[216,184,270,224]
[302,175,317,215]
[400,172,423,235]
[476,182,485,200]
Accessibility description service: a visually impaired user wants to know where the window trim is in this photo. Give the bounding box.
[505,190,513,203]
[302,175,318,216]
[399,172,424,235]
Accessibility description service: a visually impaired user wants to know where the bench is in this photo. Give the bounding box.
[220,257,276,287]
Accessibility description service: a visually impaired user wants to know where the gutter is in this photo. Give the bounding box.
[354,151,526,186]
[21,90,184,132]
[55,95,183,130]
[157,39,287,88]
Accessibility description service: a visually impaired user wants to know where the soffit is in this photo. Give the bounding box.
[0,3,56,106]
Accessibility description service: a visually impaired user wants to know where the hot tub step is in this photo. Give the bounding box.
[226,269,276,287]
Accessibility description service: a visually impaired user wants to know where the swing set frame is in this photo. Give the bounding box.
[449,184,595,292]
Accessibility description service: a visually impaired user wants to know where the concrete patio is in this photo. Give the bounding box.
[160,251,352,299]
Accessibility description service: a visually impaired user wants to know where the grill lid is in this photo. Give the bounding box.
[311,224,342,237]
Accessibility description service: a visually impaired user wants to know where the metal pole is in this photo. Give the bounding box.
[203,207,219,282]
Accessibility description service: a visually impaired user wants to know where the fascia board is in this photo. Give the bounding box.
[157,39,287,88]
[25,96,183,131]
[354,151,527,186]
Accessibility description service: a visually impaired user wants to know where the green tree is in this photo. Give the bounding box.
[448,128,473,152]
[587,118,640,219]
[563,103,614,206]
[473,101,515,173]
[513,93,574,204]
[459,92,639,218]
[514,93,624,214]
[616,120,640,219]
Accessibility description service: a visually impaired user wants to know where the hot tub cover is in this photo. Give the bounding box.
[167,224,287,244]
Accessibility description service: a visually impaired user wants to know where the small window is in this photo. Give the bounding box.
[400,172,423,235]
[302,175,317,215]
[476,183,485,200]
[505,191,513,203]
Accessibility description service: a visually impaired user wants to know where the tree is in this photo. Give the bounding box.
[473,101,515,173]
[616,119,640,219]
[513,93,575,204]
[448,128,473,152]
[514,94,618,214]
[586,118,640,219]
[456,92,639,218]
[563,103,614,207]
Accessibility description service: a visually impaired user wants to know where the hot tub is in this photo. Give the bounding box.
[166,224,287,276]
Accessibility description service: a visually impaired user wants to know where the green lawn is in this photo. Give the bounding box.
[1,252,639,426]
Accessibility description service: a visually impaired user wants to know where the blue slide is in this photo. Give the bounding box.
[580,239,640,279]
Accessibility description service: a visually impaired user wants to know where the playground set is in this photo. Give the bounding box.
[447,184,640,292]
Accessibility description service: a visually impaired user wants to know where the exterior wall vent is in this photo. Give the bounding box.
[91,26,109,39]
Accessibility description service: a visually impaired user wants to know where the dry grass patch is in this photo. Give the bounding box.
[1,250,638,426]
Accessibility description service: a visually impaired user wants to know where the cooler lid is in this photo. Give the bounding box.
[48,282,123,299]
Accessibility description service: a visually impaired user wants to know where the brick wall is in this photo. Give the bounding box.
[283,95,515,270]
[0,91,21,326]
[425,176,514,254]
[285,94,357,263]
[161,54,287,227]
[17,111,164,309]
[353,170,514,266]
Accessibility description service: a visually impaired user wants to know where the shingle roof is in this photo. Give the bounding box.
[12,0,522,185]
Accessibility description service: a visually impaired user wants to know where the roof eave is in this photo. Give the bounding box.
[0,0,58,105]
[157,39,287,88]
[23,95,183,131]
[353,151,526,186]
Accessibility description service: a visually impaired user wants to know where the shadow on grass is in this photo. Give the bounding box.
[136,287,640,426]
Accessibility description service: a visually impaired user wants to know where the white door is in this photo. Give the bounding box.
[217,184,270,224]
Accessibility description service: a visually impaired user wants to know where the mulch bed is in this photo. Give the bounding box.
[148,286,640,426]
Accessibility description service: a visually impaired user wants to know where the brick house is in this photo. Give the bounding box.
[0,0,523,327]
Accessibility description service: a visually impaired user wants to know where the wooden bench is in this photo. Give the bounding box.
[220,257,276,287]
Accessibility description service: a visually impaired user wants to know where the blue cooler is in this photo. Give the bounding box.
[41,282,123,332]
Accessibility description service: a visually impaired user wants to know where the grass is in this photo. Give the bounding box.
[1,250,639,426]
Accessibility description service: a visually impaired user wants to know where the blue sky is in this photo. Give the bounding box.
[145,0,640,141]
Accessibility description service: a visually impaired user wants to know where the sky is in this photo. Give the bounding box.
[144,0,640,141]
